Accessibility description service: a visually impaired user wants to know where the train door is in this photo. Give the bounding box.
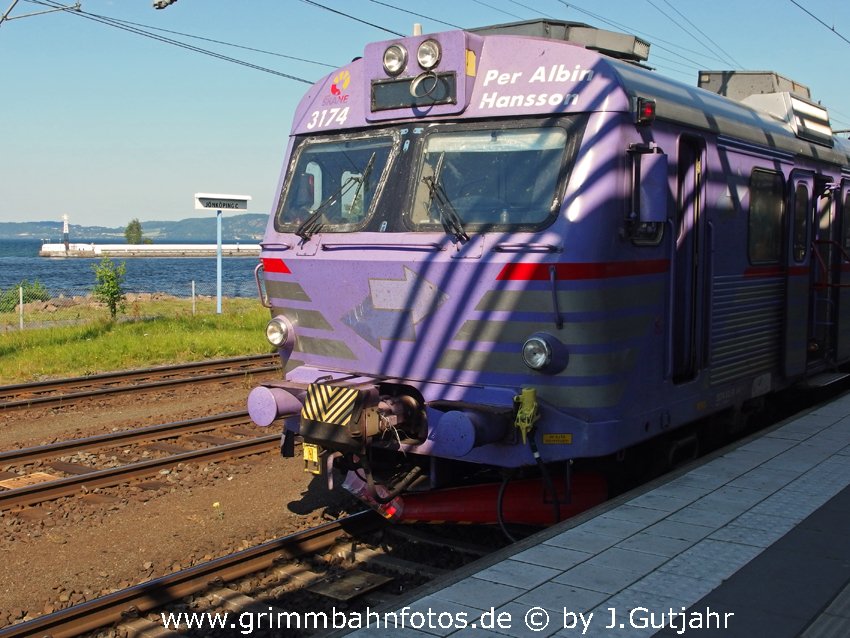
[783,172,812,377]
[807,176,839,366]
[836,180,850,361]
[672,136,705,383]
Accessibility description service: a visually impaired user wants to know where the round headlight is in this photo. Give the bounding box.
[266,317,289,347]
[522,337,552,371]
[383,44,407,76]
[416,39,441,70]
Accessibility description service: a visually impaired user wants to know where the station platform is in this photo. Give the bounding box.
[347,392,850,637]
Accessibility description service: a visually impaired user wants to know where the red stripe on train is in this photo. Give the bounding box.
[262,258,291,274]
[496,259,670,281]
[745,265,810,278]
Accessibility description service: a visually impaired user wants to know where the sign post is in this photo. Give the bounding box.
[194,193,252,314]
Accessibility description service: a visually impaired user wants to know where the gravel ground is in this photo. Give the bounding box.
[0,381,355,629]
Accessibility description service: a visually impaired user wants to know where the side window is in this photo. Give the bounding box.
[748,170,785,264]
[793,183,808,262]
[843,191,850,250]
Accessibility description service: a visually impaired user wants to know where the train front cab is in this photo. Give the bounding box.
[248,22,850,525]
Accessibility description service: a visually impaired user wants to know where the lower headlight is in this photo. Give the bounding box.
[522,337,552,370]
[521,333,568,374]
[266,316,290,347]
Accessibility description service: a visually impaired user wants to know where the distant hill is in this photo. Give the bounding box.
[0,214,268,242]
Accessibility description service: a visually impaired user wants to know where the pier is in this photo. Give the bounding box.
[38,243,261,258]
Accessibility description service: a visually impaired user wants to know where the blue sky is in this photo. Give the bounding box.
[1,0,848,227]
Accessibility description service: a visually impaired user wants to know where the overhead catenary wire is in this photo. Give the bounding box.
[659,0,742,68]
[556,0,739,69]
[26,0,316,83]
[365,0,463,30]
[645,0,739,69]
[505,0,557,20]
[783,0,850,126]
[788,0,850,47]
[0,0,21,28]
[90,14,340,69]
[647,52,705,74]
[471,0,525,21]
[298,0,404,37]
[789,0,850,124]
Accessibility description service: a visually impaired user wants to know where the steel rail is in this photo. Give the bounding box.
[0,361,281,411]
[0,434,280,510]
[0,353,278,395]
[0,511,384,638]
[0,410,254,465]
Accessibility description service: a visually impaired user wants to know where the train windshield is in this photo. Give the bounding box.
[276,133,396,233]
[409,126,567,231]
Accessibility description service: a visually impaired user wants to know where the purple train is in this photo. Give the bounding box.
[248,20,850,524]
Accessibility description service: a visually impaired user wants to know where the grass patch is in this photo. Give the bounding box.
[0,299,274,384]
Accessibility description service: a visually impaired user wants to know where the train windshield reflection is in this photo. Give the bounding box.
[276,134,396,233]
[409,126,567,230]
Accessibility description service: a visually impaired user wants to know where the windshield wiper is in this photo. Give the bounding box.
[294,181,349,242]
[295,152,377,242]
[421,153,469,243]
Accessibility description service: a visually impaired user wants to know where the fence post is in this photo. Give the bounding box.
[19,286,23,330]
[192,280,196,316]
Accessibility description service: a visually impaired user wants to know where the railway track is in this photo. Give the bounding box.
[0,411,278,509]
[0,410,254,465]
[0,353,280,411]
[0,513,385,638]
[0,512,503,638]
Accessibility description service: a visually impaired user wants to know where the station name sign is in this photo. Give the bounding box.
[194,193,252,211]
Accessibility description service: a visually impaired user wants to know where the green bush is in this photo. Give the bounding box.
[92,258,127,319]
[0,279,50,313]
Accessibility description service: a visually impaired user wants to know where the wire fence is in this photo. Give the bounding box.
[1,281,261,331]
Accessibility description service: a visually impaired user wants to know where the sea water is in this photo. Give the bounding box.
[0,239,260,298]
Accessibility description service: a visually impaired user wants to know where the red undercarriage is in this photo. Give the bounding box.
[343,471,608,525]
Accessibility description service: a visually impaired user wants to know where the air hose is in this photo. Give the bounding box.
[497,469,518,542]
[360,454,423,504]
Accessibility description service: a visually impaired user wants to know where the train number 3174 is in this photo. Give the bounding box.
[306,107,350,130]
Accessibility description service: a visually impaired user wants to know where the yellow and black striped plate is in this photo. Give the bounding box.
[301,383,361,427]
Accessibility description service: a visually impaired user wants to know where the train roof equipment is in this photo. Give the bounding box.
[699,70,834,148]
[469,19,651,63]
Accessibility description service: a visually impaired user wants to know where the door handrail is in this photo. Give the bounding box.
[811,239,850,289]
